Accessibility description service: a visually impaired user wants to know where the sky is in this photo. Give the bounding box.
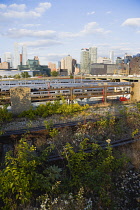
[0,0,140,65]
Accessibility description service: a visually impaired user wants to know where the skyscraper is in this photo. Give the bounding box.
[72,59,77,73]
[65,55,72,75]
[61,58,65,69]
[80,48,90,74]
[89,47,97,64]
[61,55,72,75]
[110,51,114,64]
[13,42,20,69]
[80,47,98,74]
[22,44,27,65]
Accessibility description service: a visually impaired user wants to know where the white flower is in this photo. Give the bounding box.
[106,139,111,144]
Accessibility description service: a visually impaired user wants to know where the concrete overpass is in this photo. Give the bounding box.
[85,75,140,82]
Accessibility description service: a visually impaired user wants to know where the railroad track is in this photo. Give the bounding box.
[0,114,137,138]
[0,118,100,137]
[47,136,140,162]
[0,116,139,162]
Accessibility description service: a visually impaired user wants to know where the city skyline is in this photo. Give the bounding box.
[0,0,140,65]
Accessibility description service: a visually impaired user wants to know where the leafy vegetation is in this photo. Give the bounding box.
[0,138,60,209]
[18,100,89,119]
[0,105,12,123]
[51,71,59,77]
[0,136,128,209]
[0,102,140,209]
[21,71,31,78]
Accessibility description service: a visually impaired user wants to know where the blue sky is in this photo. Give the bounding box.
[0,0,140,65]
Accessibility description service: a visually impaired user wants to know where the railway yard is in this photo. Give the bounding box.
[0,78,132,104]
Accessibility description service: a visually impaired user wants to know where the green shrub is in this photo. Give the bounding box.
[18,109,36,119]
[0,139,61,209]
[0,105,13,123]
[18,101,89,119]
[62,139,128,208]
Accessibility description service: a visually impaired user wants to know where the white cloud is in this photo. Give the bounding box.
[81,22,97,33]
[9,4,26,11]
[41,53,67,62]
[0,2,51,20]
[0,4,7,9]
[20,39,63,47]
[87,11,95,15]
[5,21,111,40]
[122,18,140,27]
[1,11,41,19]
[4,28,57,38]
[23,24,41,27]
[35,2,51,13]
[59,22,111,38]
[81,22,111,35]
[59,32,80,38]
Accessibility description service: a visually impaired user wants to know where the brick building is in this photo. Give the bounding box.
[129,57,140,75]
[0,62,10,69]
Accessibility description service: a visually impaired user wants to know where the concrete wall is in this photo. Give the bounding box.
[10,87,31,115]
[130,82,140,102]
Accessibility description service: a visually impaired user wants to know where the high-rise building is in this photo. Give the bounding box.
[72,59,77,73]
[80,48,90,74]
[110,51,114,64]
[20,54,22,65]
[65,55,72,75]
[22,44,27,65]
[48,62,56,71]
[60,58,65,69]
[60,55,72,75]
[58,61,61,70]
[3,52,12,68]
[89,47,97,64]
[13,42,20,69]
[80,47,98,74]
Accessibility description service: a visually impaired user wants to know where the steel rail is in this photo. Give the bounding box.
[0,118,101,137]
[0,114,132,137]
[0,116,139,162]
[47,137,140,162]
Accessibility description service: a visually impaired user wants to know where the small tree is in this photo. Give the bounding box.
[21,72,31,78]
[70,74,73,79]
[14,74,21,79]
[51,71,59,77]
